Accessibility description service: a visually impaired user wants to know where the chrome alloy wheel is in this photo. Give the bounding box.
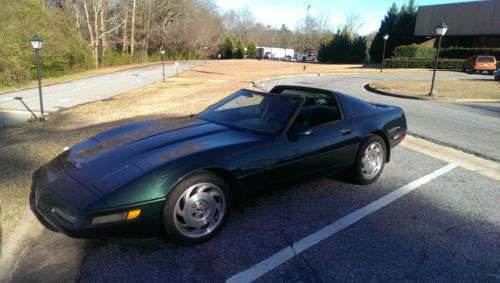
[173,183,226,238]
[361,142,383,179]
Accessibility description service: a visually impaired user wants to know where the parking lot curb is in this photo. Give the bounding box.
[363,83,500,103]
[0,207,45,282]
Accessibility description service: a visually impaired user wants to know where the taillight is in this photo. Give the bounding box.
[393,131,406,140]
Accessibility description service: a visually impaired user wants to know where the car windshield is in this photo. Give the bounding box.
[198,89,302,134]
[478,57,495,63]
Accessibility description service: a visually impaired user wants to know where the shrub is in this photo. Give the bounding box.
[0,0,92,86]
[440,48,500,60]
[220,36,234,59]
[318,27,366,63]
[393,44,435,59]
[247,42,257,59]
[383,58,465,69]
[235,39,245,59]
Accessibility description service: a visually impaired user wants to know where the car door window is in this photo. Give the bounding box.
[293,97,341,128]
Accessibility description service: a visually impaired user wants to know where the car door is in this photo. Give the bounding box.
[271,100,357,186]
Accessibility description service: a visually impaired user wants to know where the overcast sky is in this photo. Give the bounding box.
[214,0,481,35]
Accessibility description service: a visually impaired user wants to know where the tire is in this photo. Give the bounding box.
[353,135,386,185]
[162,171,231,244]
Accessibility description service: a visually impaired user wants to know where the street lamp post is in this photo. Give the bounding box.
[267,25,273,59]
[30,35,45,122]
[204,46,208,63]
[381,34,389,73]
[429,22,448,96]
[160,48,165,82]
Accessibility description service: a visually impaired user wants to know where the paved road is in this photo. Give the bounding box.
[7,71,500,282]
[0,61,206,127]
[261,73,500,161]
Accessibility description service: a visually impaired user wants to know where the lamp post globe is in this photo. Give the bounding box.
[31,35,45,122]
[429,22,448,96]
[30,35,43,50]
[435,22,448,36]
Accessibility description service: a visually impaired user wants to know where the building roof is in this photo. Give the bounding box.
[415,0,500,36]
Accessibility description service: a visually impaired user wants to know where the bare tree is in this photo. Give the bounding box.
[223,8,256,44]
[345,12,364,35]
[82,0,122,67]
[131,0,136,54]
[122,8,128,52]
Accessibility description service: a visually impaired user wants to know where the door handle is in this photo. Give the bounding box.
[341,129,351,135]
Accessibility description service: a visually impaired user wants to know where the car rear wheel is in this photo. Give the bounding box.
[163,171,231,244]
[353,135,386,185]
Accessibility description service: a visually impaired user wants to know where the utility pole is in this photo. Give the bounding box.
[306,4,311,55]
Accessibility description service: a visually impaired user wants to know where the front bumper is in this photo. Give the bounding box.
[31,173,164,238]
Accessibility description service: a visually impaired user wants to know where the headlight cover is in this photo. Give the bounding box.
[94,165,143,193]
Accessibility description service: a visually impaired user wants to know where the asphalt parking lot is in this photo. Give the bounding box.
[11,145,500,282]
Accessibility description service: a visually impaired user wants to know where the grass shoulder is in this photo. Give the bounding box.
[370,78,500,100]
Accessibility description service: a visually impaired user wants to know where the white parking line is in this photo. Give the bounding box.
[226,163,458,283]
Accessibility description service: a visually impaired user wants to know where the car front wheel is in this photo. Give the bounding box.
[353,135,386,185]
[163,171,231,244]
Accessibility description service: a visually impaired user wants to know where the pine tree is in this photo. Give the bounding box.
[246,41,257,59]
[393,0,418,48]
[235,38,245,59]
[369,2,399,63]
[221,36,234,59]
[318,26,366,63]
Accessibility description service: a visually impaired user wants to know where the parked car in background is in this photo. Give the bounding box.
[283,55,296,62]
[463,55,497,74]
[495,68,500,81]
[302,54,318,63]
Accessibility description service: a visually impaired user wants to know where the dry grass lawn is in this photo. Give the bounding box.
[0,60,460,243]
[371,78,500,99]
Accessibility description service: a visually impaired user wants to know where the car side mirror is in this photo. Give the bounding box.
[288,124,313,136]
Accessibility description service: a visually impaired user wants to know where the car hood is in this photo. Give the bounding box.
[58,118,260,195]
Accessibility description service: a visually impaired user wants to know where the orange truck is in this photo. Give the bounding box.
[463,55,497,74]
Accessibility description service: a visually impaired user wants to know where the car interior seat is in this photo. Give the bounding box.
[308,107,334,127]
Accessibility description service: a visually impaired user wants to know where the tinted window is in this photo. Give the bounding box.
[292,97,341,127]
[478,57,495,63]
[280,89,331,99]
[199,90,302,134]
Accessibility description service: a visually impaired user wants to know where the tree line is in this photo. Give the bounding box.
[1,0,420,86]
